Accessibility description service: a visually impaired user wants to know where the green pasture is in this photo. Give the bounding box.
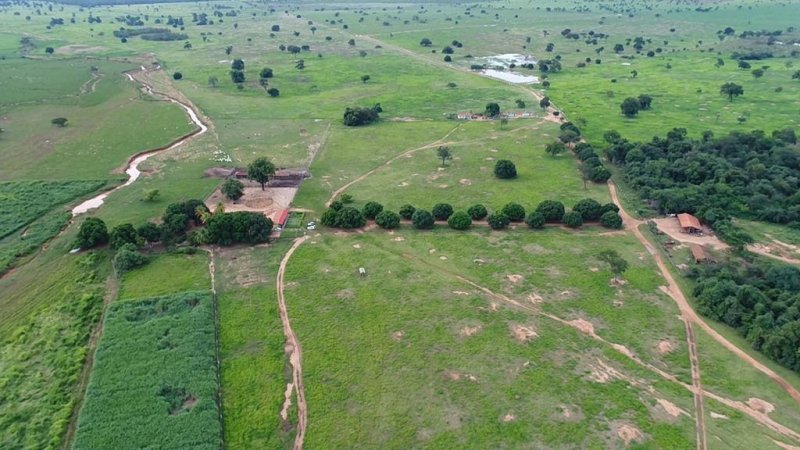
[72,292,221,450]
[118,251,210,301]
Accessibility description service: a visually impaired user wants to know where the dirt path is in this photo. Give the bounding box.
[71,68,209,215]
[61,275,118,449]
[608,181,800,406]
[277,236,310,450]
[324,124,461,207]
[747,244,800,266]
[396,249,800,444]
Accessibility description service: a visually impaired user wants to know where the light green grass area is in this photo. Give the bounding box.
[72,292,221,450]
[282,230,701,447]
[216,243,292,449]
[736,219,800,247]
[0,209,71,274]
[118,251,210,301]
[341,120,610,213]
[0,251,108,450]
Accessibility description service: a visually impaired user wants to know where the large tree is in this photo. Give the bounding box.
[598,249,628,282]
[620,97,640,117]
[720,82,744,102]
[436,146,452,166]
[247,157,276,190]
[221,178,245,201]
[494,160,517,179]
[485,102,501,118]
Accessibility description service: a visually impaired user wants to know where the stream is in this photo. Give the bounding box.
[71,71,208,215]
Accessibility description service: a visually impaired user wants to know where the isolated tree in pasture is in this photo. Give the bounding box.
[447,211,472,230]
[467,204,488,220]
[183,41,192,50]
[638,94,653,110]
[494,160,517,179]
[751,68,764,79]
[362,201,383,220]
[738,60,751,69]
[361,74,370,83]
[247,157,275,190]
[411,209,435,229]
[436,146,452,166]
[51,117,68,127]
[76,217,108,249]
[221,178,245,201]
[271,25,280,32]
[613,43,624,53]
[172,72,183,80]
[208,76,219,88]
[375,210,400,229]
[546,141,567,157]
[420,37,432,47]
[267,88,280,97]
[620,97,640,117]
[485,102,501,118]
[720,82,744,102]
[516,99,526,108]
[598,249,628,281]
[539,96,551,110]
[225,45,233,55]
[260,67,273,79]
[45,47,54,55]
[348,38,355,46]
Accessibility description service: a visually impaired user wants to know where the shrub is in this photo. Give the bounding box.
[535,200,565,222]
[562,211,584,228]
[590,165,612,182]
[320,208,338,227]
[447,211,472,230]
[137,223,162,243]
[343,105,380,126]
[75,217,108,249]
[432,203,454,221]
[411,209,435,229]
[501,203,526,221]
[601,202,620,214]
[109,223,140,250]
[399,204,416,220]
[375,210,401,229]
[600,211,623,229]
[221,179,245,202]
[329,200,344,211]
[525,212,546,229]
[113,243,149,275]
[487,212,510,230]
[572,198,603,221]
[467,204,488,220]
[335,207,366,229]
[494,160,517,179]
[362,201,384,220]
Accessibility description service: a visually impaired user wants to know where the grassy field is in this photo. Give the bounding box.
[118,251,210,301]
[72,292,221,450]
[0,251,109,450]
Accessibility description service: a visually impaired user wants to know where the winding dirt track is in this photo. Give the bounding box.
[276,236,310,450]
[608,181,800,406]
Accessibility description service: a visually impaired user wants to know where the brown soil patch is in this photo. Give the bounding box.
[502,413,516,422]
[613,422,645,446]
[336,289,355,300]
[746,397,775,414]
[438,184,449,189]
[352,244,361,249]
[510,323,538,343]
[589,267,600,272]
[445,370,461,381]
[657,340,677,355]
[527,292,543,304]
[506,274,524,283]
[398,181,410,187]
[568,318,596,336]
[583,358,625,383]
[393,236,405,241]
[391,330,405,341]
[655,398,690,418]
[452,291,470,296]
[653,217,729,250]
[772,439,800,450]
[459,178,472,186]
[709,412,728,420]
[555,404,585,422]
[205,184,297,220]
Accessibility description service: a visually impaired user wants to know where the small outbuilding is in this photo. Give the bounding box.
[690,244,708,263]
[677,213,702,234]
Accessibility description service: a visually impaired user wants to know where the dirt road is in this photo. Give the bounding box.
[608,181,800,406]
[277,236,310,450]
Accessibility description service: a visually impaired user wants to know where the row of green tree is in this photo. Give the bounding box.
[74,200,273,273]
[605,127,798,245]
[319,198,623,231]
[689,256,800,372]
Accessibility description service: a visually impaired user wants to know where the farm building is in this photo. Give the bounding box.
[690,244,709,263]
[677,213,702,234]
[272,209,290,229]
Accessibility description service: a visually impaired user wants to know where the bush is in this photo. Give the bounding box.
[411,209,435,229]
[601,202,620,215]
[501,203,526,221]
[600,211,623,229]
[487,212,510,230]
[362,201,384,220]
[494,160,517,179]
[375,210,401,229]
[467,204,488,220]
[432,203,454,221]
[525,212,546,229]
[335,207,366,229]
[137,223,162,243]
[320,208,338,227]
[562,211,584,228]
[75,217,108,249]
[398,204,416,220]
[535,200,565,222]
[572,198,603,221]
[329,200,344,211]
[113,243,149,275]
[590,165,612,182]
[163,200,208,227]
[447,211,472,230]
[343,105,380,126]
[221,179,245,202]
[109,223,140,250]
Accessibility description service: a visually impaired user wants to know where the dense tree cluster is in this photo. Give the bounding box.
[343,104,382,126]
[689,257,800,372]
[607,127,800,243]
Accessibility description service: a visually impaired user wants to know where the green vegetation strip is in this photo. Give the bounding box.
[72,292,222,450]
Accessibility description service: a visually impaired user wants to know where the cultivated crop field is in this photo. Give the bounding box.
[72,292,221,450]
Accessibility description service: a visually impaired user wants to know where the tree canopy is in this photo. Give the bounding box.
[247,157,275,190]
